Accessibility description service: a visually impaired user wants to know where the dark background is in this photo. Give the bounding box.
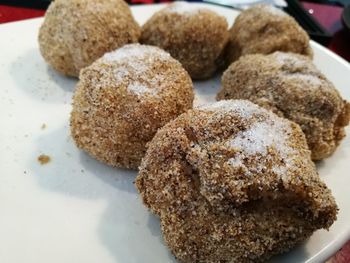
[0,0,350,9]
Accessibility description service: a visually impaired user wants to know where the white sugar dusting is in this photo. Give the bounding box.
[100,44,172,98]
[284,73,323,87]
[226,117,294,179]
[229,122,277,156]
[127,82,158,97]
[103,44,171,63]
[114,67,130,82]
[199,100,263,120]
[272,165,288,180]
[198,100,295,180]
[165,2,205,16]
[272,52,306,68]
[227,158,244,168]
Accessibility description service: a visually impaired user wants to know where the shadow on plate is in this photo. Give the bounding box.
[28,123,177,262]
[267,242,309,263]
[9,48,76,104]
[28,123,136,198]
[315,159,326,170]
[193,72,221,106]
[97,204,178,263]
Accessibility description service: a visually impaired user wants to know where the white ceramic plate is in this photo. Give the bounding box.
[0,3,349,263]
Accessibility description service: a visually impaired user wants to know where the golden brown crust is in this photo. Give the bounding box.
[218,52,350,160]
[70,44,194,169]
[136,100,337,262]
[140,2,229,79]
[225,4,312,65]
[38,0,140,77]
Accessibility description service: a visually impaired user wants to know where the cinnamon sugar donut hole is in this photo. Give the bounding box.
[225,4,312,64]
[38,0,140,77]
[70,44,194,169]
[136,100,337,263]
[218,52,350,160]
[140,2,229,79]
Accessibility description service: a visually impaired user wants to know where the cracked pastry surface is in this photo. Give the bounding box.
[38,0,140,77]
[218,52,350,160]
[136,99,337,263]
[70,44,194,169]
[140,2,229,79]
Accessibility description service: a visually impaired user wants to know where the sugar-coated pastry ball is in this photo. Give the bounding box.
[226,4,312,64]
[218,52,350,160]
[136,100,337,263]
[70,44,194,169]
[140,2,229,79]
[39,0,140,77]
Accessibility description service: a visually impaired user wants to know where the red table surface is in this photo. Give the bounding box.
[0,5,45,22]
[301,2,350,62]
[1,1,350,61]
[0,2,349,263]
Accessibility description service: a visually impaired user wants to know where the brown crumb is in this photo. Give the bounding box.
[41,123,47,130]
[38,154,51,165]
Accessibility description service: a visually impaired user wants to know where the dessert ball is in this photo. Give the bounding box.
[38,0,140,77]
[136,100,337,263]
[218,52,350,160]
[70,44,194,169]
[225,4,312,64]
[140,2,229,79]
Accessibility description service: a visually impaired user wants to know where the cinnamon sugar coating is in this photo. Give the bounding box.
[225,4,312,65]
[70,44,194,169]
[140,2,229,79]
[218,52,350,160]
[38,0,140,77]
[136,100,337,262]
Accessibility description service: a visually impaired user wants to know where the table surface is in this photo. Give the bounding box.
[0,1,349,263]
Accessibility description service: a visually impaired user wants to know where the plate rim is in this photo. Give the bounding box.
[0,3,349,262]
